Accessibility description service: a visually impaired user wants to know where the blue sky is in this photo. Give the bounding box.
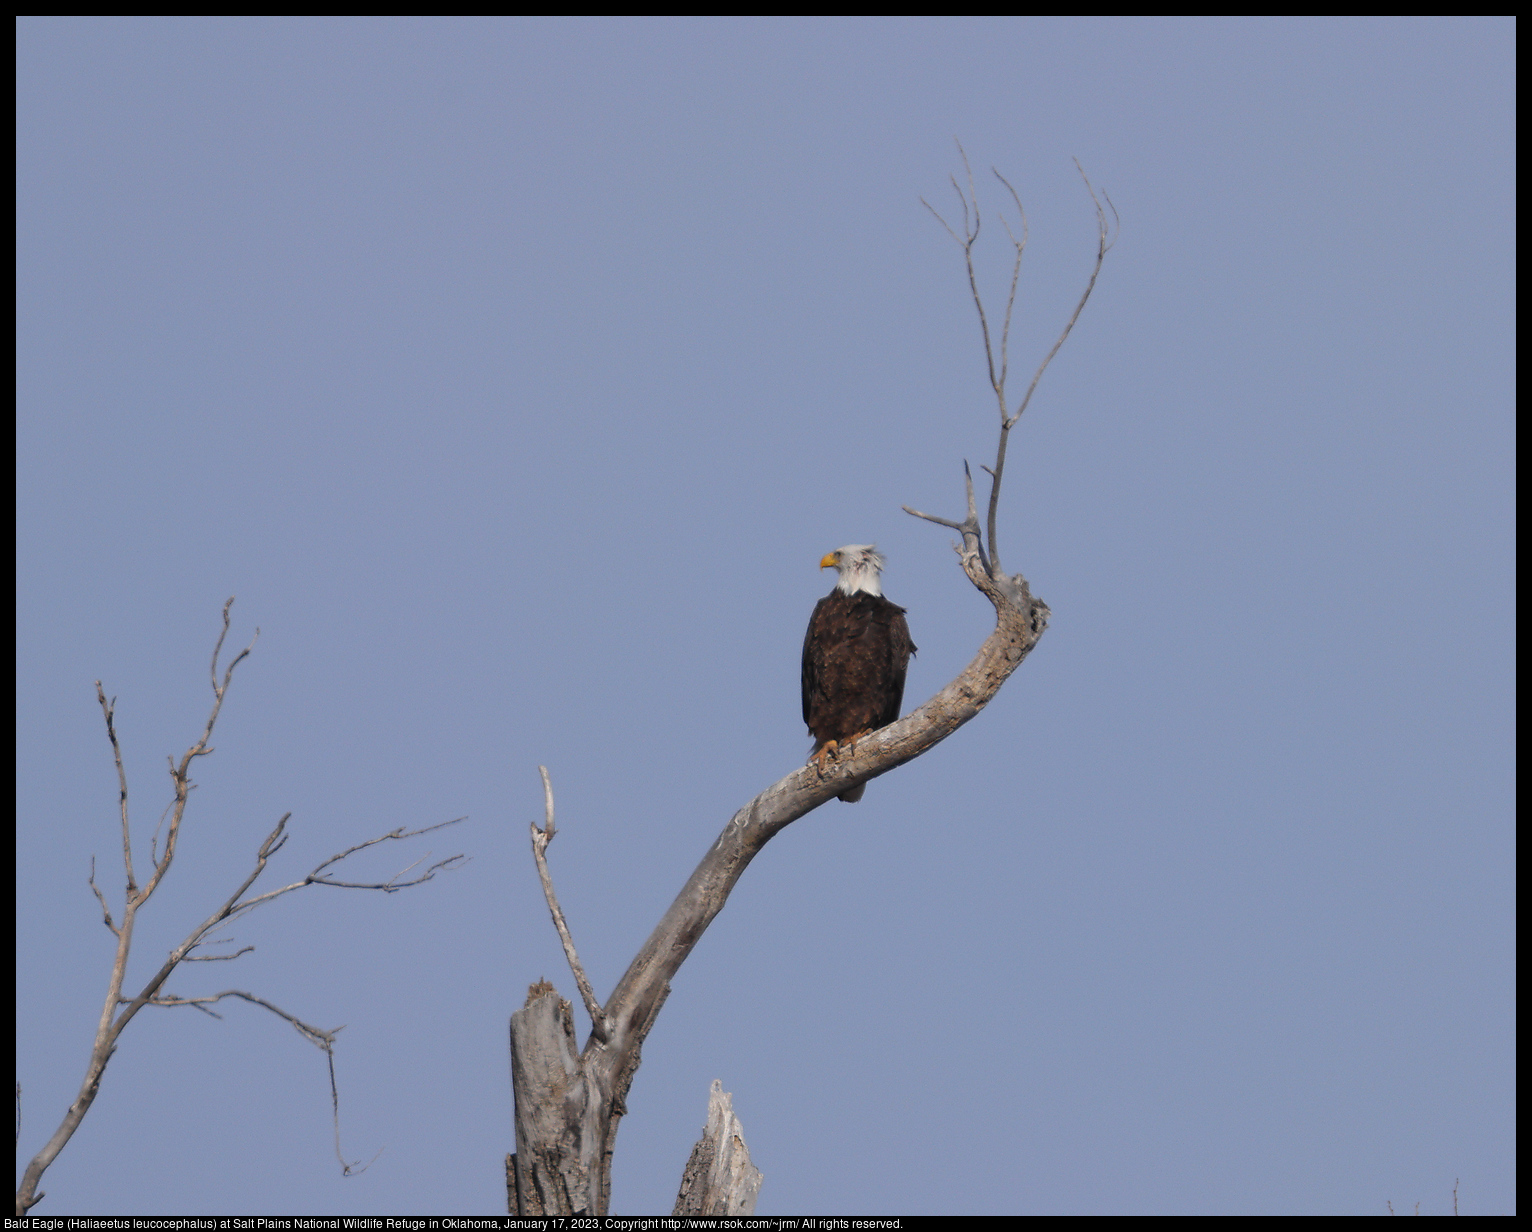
[16,16,1513,1217]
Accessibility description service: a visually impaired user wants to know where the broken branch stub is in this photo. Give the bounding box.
[673,1080,762,1217]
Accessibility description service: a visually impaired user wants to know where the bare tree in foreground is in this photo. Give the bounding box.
[508,154,1116,1216]
[15,599,466,1216]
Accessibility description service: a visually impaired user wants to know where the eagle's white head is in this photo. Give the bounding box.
[821,544,886,597]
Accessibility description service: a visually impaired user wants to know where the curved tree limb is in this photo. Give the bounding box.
[510,153,1108,1215]
[590,527,1048,1081]
[512,532,1049,1215]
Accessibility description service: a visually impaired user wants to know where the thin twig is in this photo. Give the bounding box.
[529,766,608,1042]
[1003,160,1117,432]
[328,1041,383,1176]
[309,817,466,878]
[149,798,174,870]
[986,159,1116,571]
[141,602,259,905]
[95,685,135,894]
[901,506,965,532]
[903,462,990,576]
[110,813,294,1031]
[184,945,255,962]
[309,852,467,892]
[914,152,1115,576]
[212,817,466,927]
[993,170,1028,397]
[209,598,234,696]
[922,142,1009,428]
[86,858,118,936]
[145,989,378,1176]
[146,990,338,1047]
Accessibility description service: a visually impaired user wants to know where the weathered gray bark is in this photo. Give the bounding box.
[507,540,1049,1216]
[673,1080,762,1216]
[507,985,586,1215]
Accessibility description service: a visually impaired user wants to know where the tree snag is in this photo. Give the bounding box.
[508,152,1115,1215]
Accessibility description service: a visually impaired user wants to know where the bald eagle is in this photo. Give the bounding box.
[801,545,916,803]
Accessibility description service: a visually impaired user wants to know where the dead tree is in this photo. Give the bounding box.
[15,599,466,1216]
[507,154,1116,1216]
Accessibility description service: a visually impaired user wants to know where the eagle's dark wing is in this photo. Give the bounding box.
[802,594,833,730]
[880,605,916,729]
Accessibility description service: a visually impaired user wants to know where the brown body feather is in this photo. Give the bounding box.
[801,588,916,801]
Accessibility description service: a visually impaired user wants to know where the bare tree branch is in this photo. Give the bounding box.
[904,460,991,577]
[984,160,1116,571]
[149,797,175,869]
[146,990,379,1176]
[86,857,118,936]
[926,146,1116,575]
[95,686,135,893]
[16,603,462,1214]
[184,818,468,932]
[306,818,468,891]
[529,767,608,1042]
[116,813,467,1026]
[134,600,259,915]
[183,941,256,962]
[145,989,338,1045]
[922,142,1009,427]
[306,816,464,875]
[993,171,1028,397]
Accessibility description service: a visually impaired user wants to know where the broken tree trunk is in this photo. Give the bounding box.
[673,1080,762,1216]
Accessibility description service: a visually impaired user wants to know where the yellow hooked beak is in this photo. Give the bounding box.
[819,551,839,569]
